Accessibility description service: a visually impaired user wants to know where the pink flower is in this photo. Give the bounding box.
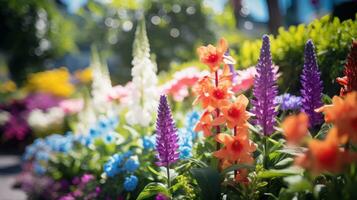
[59,99,84,114]
[108,82,133,103]
[232,67,256,93]
[161,67,209,101]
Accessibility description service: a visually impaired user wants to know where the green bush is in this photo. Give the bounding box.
[236,15,357,96]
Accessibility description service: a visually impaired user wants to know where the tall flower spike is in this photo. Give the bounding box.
[125,18,159,126]
[90,46,113,115]
[300,40,323,127]
[337,41,357,95]
[251,35,278,135]
[155,95,179,167]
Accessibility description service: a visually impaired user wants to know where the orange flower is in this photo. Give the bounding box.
[197,38,228,72]
[194,111,214,137]
[295,128,348,174]
[193,76,213,108]
[282,113,309,145]
[193,75,232,111]
[316,92,357,143]
[213,94,250,129]
[207,84,231,109]
[213,133,256,163]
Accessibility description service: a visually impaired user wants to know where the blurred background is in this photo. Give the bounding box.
[1,0,356,86]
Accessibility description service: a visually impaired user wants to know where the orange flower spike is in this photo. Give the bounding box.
[197,38,228,72]
[282,113,309,145]
[194,111,214,137]
[214,94,250,129]
[213,133,256,163]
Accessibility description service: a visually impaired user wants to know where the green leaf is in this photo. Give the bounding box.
[123,125,140,137]
[220,164,254,176]
[147,166,162,177]
[191,167,221,200]
[277,147,306,156]
[314,123,332,139]
[274,157,294,169]
[257,167,304,179]
[136,182,170,200]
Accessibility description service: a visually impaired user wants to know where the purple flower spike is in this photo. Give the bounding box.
[251,35,278,136]
[300,40,324,127]
[155,95,179,167]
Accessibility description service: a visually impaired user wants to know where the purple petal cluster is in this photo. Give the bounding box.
[300,40,323,127]
[155,95,179,167]
[275,93,302,111]
[251,35,278,136]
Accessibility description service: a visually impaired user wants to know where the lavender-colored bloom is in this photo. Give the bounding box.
[224,50,236,81]
[275,93,302,111]
[155,193,168,200]
[251,35,278,135]
[155,95,179,167]
[300,40,324,126]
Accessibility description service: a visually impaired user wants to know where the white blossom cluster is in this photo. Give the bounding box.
[90,47,114,115]
[27,107,65,133]
[125,20,158,127]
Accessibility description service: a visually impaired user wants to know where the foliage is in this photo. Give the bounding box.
[0,0,76,83]
[236,15,357,95]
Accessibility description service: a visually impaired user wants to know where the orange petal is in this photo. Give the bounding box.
[218,38,228,53]
[212,116,226,126]
[236,94,249,107]
[215,133,233,144]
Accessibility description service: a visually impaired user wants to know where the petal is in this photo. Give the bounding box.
[215,133,233,144]
[212,116,226,126]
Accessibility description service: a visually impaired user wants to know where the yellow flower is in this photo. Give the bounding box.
[0,80,17,93]
[26,67,75,97]
[74,67,92,83]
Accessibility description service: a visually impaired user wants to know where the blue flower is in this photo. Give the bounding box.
[103,151,136,177]
[142,136,156,150]
[35,151,49,161]
[179,146,192,159]
[123,159,139,172]
[123,175,138,191]
[185,111,200,140]
[103,153,124,177]
[275,93,302,111]
[104,131,117,143]
[33,162,46,175]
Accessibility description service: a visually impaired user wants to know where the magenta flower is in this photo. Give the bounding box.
[251,35,279,135]
[155,95,179,167]
[300,40,323,127]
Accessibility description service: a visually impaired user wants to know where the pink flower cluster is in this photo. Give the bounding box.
[161,67,209,101]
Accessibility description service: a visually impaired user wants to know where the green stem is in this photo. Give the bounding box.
[166,164,171,189]
[263,136,269,169]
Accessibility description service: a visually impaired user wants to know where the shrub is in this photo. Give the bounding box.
[236,15,357,95]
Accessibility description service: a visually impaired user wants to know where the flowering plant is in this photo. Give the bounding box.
[15,19,357,200]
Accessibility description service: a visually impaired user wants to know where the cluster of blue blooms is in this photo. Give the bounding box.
[141,111,200,159]
[23,133,74,175]
[178,111,200,159]
[78,115,119,146]
[103,150,140,192]
[275,93,302,111]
